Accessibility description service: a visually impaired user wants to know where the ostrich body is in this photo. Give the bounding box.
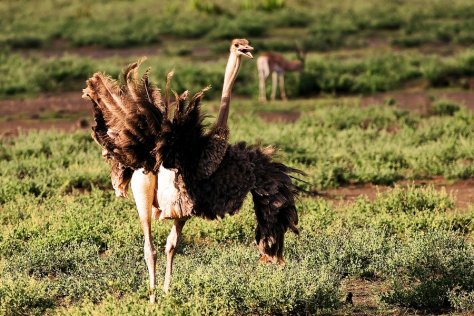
[83,39,302,303]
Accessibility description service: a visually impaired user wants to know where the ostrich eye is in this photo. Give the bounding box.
[234,43,239,47]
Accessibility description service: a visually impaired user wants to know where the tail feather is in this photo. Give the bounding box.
[110,160,134,197]
[250,148,303,263]
[157,85,213,172]
[164,70,174,112]
[83,61,166,173]
[173,90,189,119]
[132,69,164,142]
[122,60,141,102]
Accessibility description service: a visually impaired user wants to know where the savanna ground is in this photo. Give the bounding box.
[1,0,474,315]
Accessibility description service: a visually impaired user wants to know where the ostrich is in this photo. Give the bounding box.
[82,39,302,303]
[257,50,305,102]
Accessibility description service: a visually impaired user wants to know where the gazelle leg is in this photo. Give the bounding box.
[258,73,267,102]
[131,170,157,304]
[163,219,187,293]
[279,74,287,101]
[271,72,278,101]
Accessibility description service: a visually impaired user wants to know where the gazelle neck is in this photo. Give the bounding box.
[216,53,241,128]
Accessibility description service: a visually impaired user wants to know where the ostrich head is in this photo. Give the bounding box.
[230,38,254,59]
[215,38,253,128]
[159,39,254,171]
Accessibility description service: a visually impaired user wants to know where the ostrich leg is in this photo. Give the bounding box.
[163,219,186,293]
[131,170,157,303]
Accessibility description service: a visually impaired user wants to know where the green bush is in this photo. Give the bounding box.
[302,53,421,95]
[3,48,474,98]
[391,33,436,48]
[381,231,474,310]
[430,99,461,116]
[2,0,474,51]
[189,0,224,15]
[1,136,473,314]
[449,289,474,312]
[342,186,474,234]
[207,13,268,39]
[0,278,55,316]
[34,56,95,91]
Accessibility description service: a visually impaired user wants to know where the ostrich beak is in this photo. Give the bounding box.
[239,45,254,58]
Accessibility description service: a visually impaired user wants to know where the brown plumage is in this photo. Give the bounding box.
[82,39,303,303]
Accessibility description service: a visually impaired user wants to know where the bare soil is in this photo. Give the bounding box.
[320,177,474,210]
[360,89,474,112]
[339,278,453,316]
[0,92,93,136]
[258,111,300,123]
[18,39,163,59]
[339,278,392,315]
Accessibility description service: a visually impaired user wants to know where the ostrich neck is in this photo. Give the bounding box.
[216,53,241,127]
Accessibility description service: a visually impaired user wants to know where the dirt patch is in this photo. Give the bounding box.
[3,88,473,135]
[15,38,213,60]
[258,111,300,123]
[0,91,90,116]
[17,39,162,59]
[361,90,474,113]
[340,278,391,315]
[320,178,474,210]
[366,35,390,50]
[0,92,92,136]
[0,119,92,137]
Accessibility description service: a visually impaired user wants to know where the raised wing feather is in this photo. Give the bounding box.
[82,61,165,173]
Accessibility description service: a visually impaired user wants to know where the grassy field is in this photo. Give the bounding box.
[2,0,474,314]
[2,0,474,99]
[3,49,474,99]
[1,100,474,315]
[2,0,474,50]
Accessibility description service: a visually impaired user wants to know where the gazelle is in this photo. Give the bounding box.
[257,50,305,102]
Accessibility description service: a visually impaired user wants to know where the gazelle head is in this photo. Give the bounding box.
[295,42,307,71]
[230,38,254,59]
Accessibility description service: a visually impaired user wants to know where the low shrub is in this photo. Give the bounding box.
[430,100,461,116]
[342,185,474,234]
[448,289,474,312]
[0,278,55,316]
[381,231,474,310]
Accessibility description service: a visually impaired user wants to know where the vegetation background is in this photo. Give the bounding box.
[1,0,473,314]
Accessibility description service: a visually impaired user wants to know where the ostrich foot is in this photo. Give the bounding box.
[259,254,285,265]
[258,254,285,266]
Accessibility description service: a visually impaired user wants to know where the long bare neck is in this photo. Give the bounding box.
[216,53,241,128]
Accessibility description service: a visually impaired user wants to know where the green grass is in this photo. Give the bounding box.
[0,100,473,314]
[2,0,474,314]
[1,100,473,200]
[1,182,473,314]
[2,0,474,99]
[231,100,474,188]
[2,0,474,51]
[3,49,474,99]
